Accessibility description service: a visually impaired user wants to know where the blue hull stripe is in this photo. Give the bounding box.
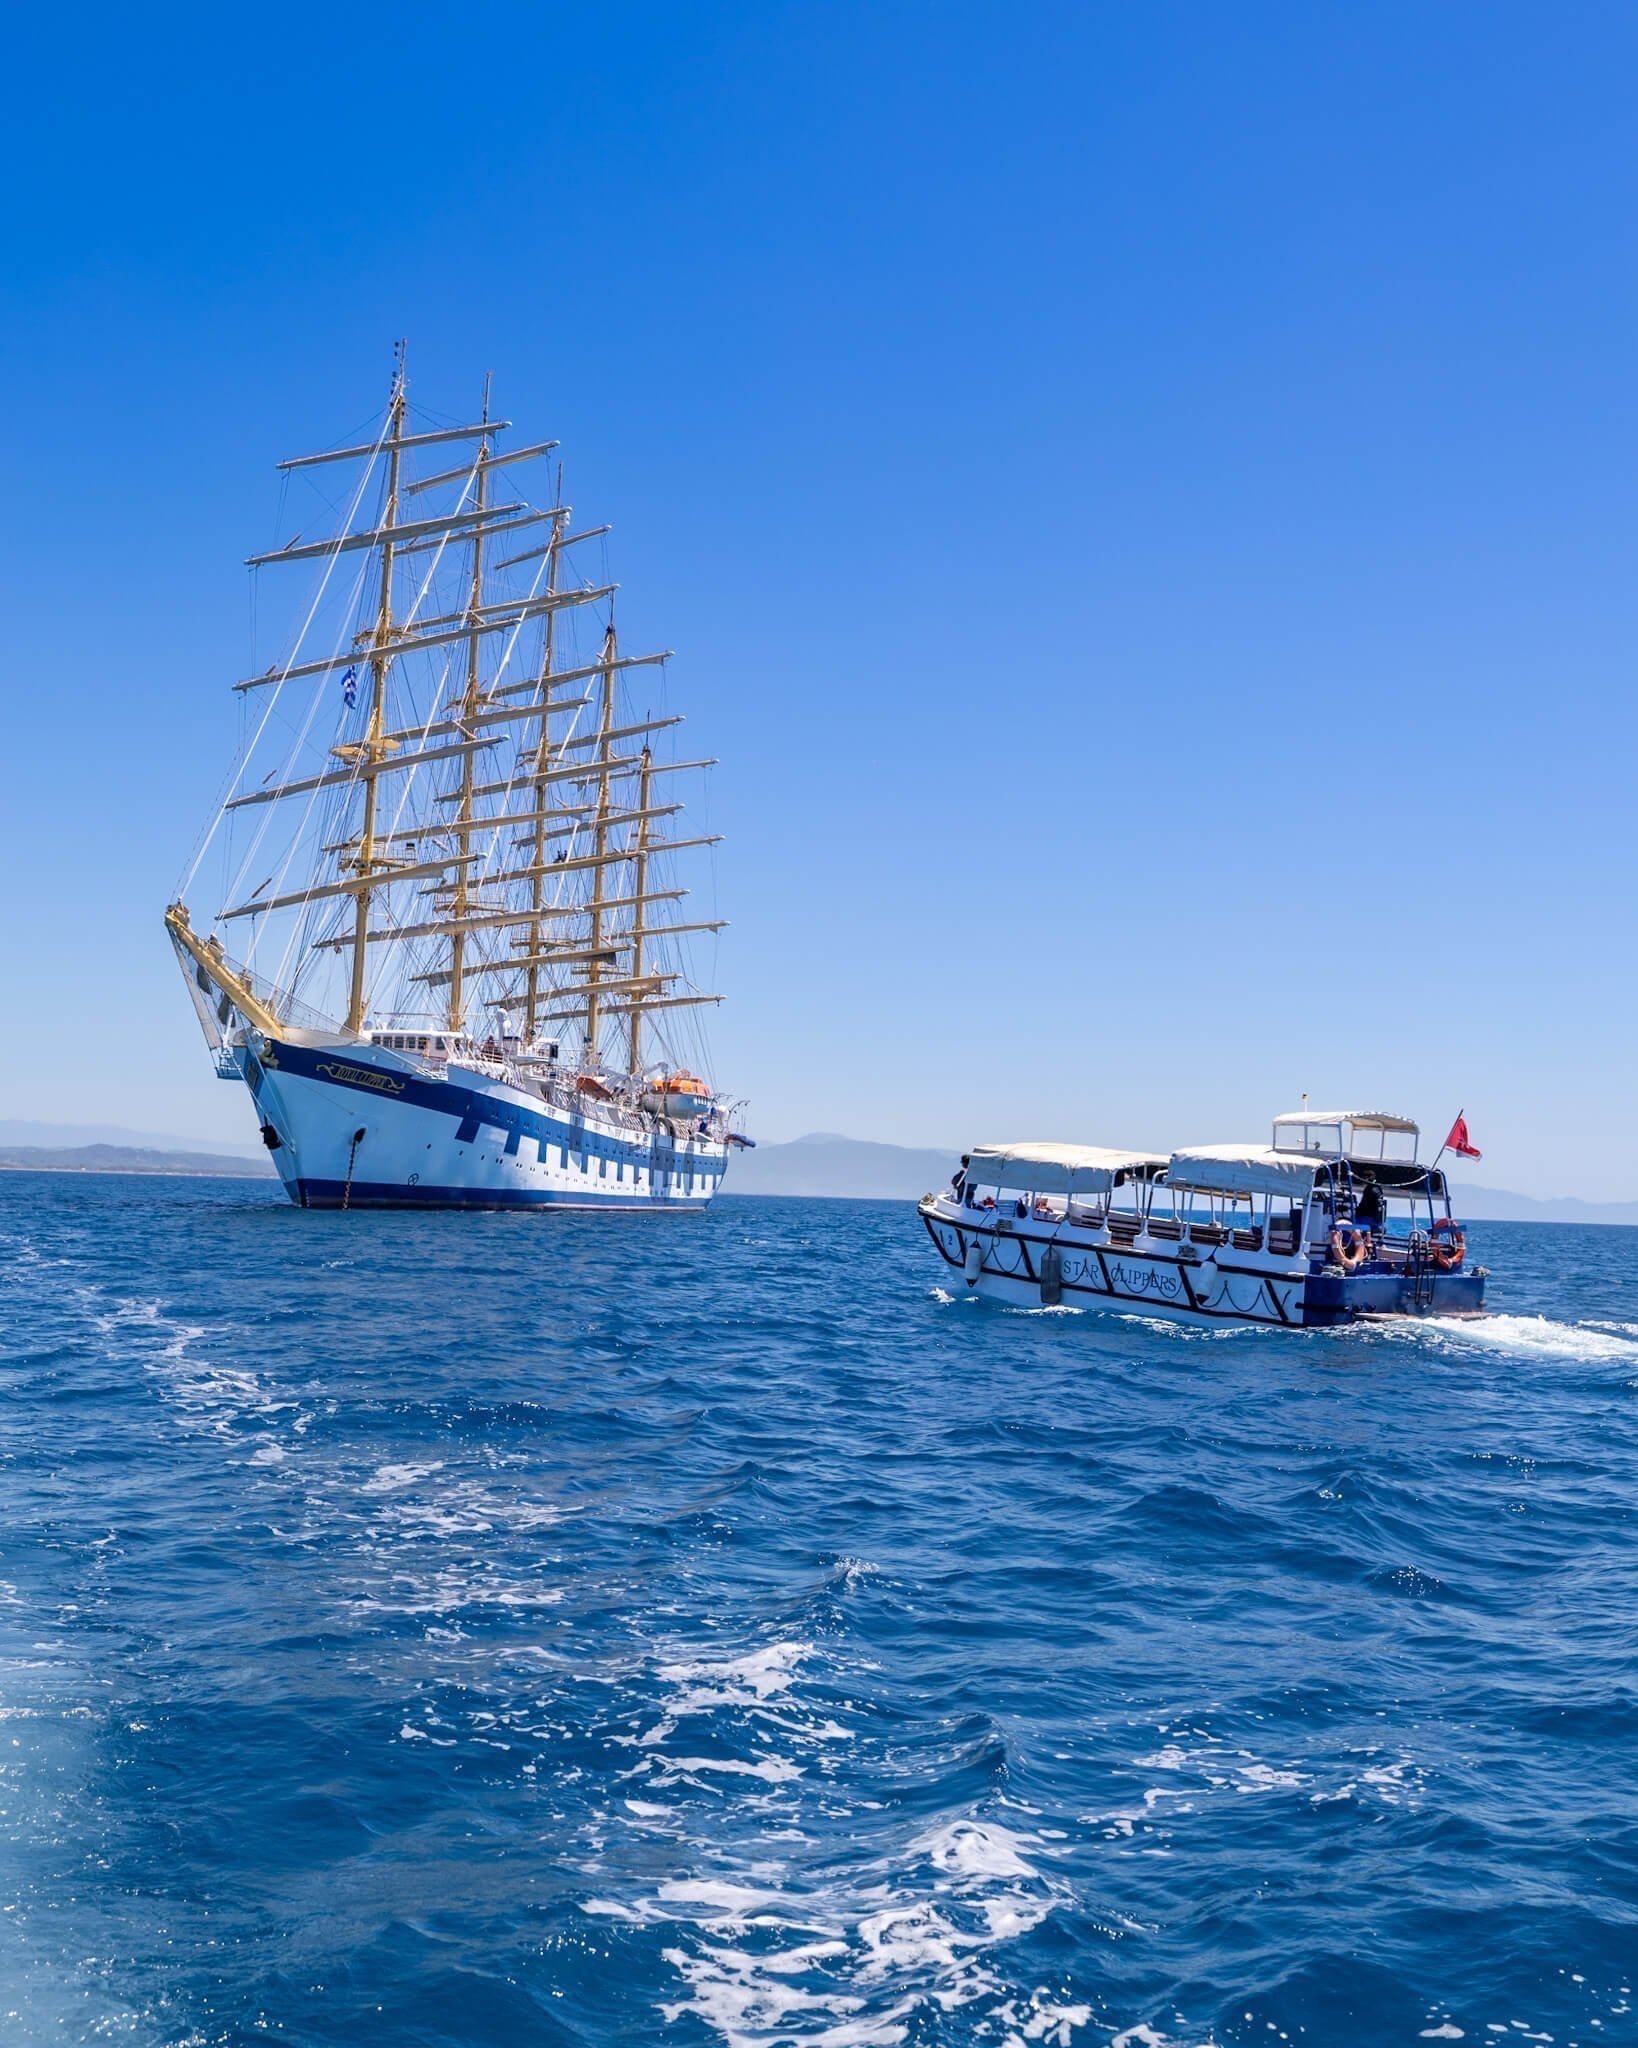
[293,1178,710,1211]
[256,1037,724,1179]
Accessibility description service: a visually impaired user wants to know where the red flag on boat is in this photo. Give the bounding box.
[1443,1113,1481,1160]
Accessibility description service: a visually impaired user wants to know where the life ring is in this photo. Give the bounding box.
[1329,1225,1370,1272]
[1430,1219,1466,1271]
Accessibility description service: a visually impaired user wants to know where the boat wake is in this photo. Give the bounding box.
[1369,1311,1638,1364]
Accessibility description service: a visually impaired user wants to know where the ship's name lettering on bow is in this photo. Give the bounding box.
[316,1061,406,1095]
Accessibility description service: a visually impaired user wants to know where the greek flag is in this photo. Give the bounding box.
[341,664,359,710]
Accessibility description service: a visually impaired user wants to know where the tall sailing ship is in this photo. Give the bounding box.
[167,357,740,1209]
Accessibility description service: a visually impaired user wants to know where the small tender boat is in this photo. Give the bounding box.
[640,1071,714,1120]
[919,1111,1486,1328]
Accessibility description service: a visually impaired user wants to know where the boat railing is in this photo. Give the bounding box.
[206,943,340,1038]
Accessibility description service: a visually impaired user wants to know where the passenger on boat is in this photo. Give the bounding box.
[950,1156,970,1199]
[1356,1173,1386,1232]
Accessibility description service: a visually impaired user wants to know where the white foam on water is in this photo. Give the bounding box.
[1382,1313,1638,1365]
[1109,2027,1221,2048]
[1005,1994,1095,2044]
[611,1811,1082,2048]
[659,1878,790,1915]
[1233,1762,1305,1794]
[1094,1737,1417,1845]
[915,1819,1037,1880]
[593,1639,1090,2048]
[352,1567,565,1618]
[362,1460,446,1493]
[658,1640,814,1708]
[658,1753,806,1785]
[833,1557,878,1593]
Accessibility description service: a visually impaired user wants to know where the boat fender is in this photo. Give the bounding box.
[1430,1219,1466,1271]
[1039,1244,1063,1307]
[1329,1225,1369,1272]
[963,1237,983,1288]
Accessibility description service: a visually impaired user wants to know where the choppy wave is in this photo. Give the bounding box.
[1,1178,1634,2045]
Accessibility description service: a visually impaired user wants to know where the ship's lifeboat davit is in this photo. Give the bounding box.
[642,1071,713,1119]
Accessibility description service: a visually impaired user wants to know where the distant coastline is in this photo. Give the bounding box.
[0,1162,270,1181]
[3,1131,1634,1225]
[0,1144,273,1181]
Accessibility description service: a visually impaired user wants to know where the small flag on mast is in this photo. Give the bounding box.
[340,664,359,710]
[1442,1112,1481,1160]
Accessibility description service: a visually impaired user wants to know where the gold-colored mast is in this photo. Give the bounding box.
[443,374,493,1034]
[522,492,568,1043]
[346,361,407,1033]
[626,746,654,1076]
[581,620,620,1063]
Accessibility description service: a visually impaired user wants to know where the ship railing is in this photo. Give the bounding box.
[208,943,341,1038]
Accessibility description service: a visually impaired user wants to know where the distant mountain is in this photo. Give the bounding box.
[0,1143,273,1179]
[1445,1182,1638,1227]
[726,1133,1638,1226]
[727,1131,957,1198]
[0,1118,255,1156]
[726,1132,963,1199]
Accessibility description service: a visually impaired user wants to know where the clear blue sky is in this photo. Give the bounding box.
[3,2,1634,1195]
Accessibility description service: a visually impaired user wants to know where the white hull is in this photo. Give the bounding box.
[230,1033,728,1210]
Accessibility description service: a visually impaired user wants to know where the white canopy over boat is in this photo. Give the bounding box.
[967,1142,1168,1195]
[1271,1110,1419,1163]
[1166,1145,1323,1198]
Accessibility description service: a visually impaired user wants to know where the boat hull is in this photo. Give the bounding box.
[229,1035,728,1212]
[920,1199,1485,1328]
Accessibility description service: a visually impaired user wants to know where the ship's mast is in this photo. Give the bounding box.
[443,374,492,1034]
[582,620,621,1063]
[347,359,408,1033]
[522,489,568,1043]
[626,746,654,1076]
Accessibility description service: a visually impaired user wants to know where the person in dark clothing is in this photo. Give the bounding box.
[1355,1173,1386,1232]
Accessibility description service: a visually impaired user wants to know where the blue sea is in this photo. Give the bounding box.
[1,1171,1634,2048]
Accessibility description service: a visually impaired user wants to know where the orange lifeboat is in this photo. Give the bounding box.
[641,1070,713,1119]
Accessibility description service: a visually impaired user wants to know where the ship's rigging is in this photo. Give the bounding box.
[173,355,725,1084]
